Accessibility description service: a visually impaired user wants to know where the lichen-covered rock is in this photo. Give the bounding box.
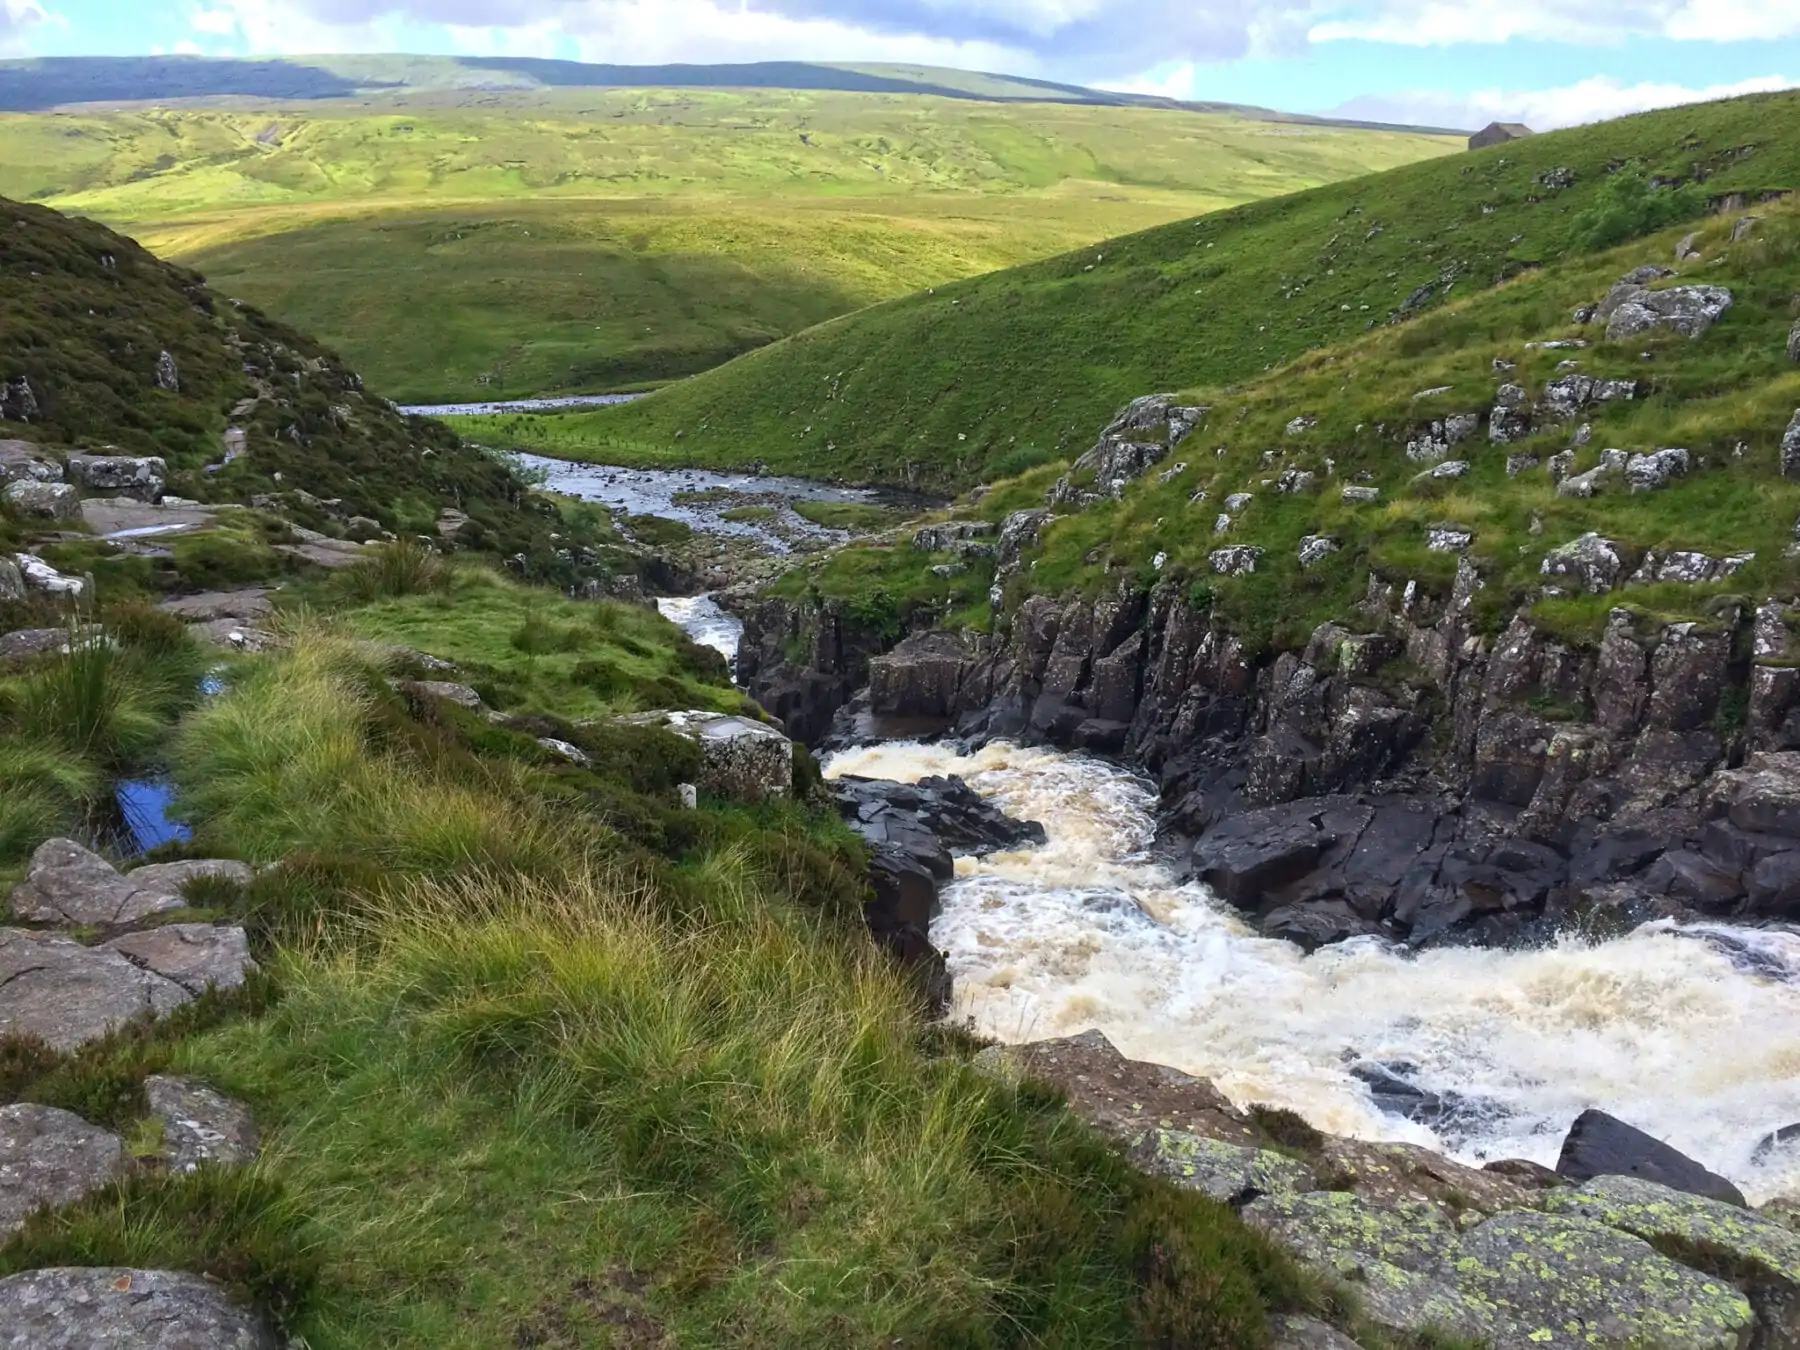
[0,440,60,484]
[1605,283,1734,341]
[0,929,189,1050]
[103,925,255,995]
[12,553,83,596]
[65,453,166,502]
[1458,1209,1753,1349]
[1541,533,1622,594]
[1271,1316,1366,1350]
[1341,485,1380,503]
[1783,410,1800,481]
[0,1104,123,1235]
[1130,1128,1315,1203]
[1505,454,1540,477]
[0,1267,278,1348]
[912,521,995,553]
[1626,447,1690,492]
[622,710,793,800]
[9,840,250,928]
[1540,373,1595,420]
[1,480,77,520]
[1210,545,1263,576]
[144,1076,260,1173]
[1425,525,1473,553]
[0,559,20,603]
[1298,536,1340,569]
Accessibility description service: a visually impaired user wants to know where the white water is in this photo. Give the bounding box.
[656,595,744,676]
[824,739,1800,1202]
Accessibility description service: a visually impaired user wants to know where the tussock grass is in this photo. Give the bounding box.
[337,539,453,603]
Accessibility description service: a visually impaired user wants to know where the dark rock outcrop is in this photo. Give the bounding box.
[1556,1109,1749,1207]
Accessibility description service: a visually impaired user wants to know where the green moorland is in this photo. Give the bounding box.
[0,85,1459,401]
[0,191,1386,1345]
[775,166,1800,667]
[500,89,1800,493]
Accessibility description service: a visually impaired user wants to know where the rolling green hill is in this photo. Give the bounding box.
[495,90,1800,493]
[0,83,1459,402]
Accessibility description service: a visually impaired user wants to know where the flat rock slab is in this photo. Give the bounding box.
[10,839,251,928]
[1271,1315,1366,1350]
[144,1077,259,1173]
[274,540,369,569]
[104,925,255,995]
[1130,1128,1316,1203]
[79,499,212,540]
[0,1268,277,1348]
[0,1104,123,1235]
[0,930,190,1051]
[157,589,271,624]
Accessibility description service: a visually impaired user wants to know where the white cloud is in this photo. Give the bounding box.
[1311,0,1800,46]
[0,0,47,56]
[1333,73,1798,130]
[190,7,240,35]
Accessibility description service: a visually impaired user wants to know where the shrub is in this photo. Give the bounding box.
[1572,163,1704,251]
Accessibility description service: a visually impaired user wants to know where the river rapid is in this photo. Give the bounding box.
[823,739,1800,1202]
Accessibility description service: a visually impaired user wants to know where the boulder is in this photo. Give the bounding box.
[1539,374,1594,420]
[1789,320,1800,365]
[1297,536,1339,569]
[912,521,995,553]
[1131,1128,1315,1204]
[1341,485,1380,503]
[0,1267,278,1348]
[154,349,180,391]
[1556,1109,1748,1206]
[1540,533,1621,594]
[623,710,793,801]
[398,679,485,712]
[868,632,976,719]
[12,553,83,596]
[0,930,190,1050]
[1192,803,1331,908]
[0,558,19,603]
[1505,454,1539,477]
[0,377,38,423]
[65,453,166,502]
[0,440,60,483]
[144,1076,260,1173]
[1425,525,1472,553]
[1783,410,1800,481]
[1605,284,1734,341]
[1625,447,1690,492]
[102,925,256,995]
[832,775,1044,861]
[0,1104,123,1235]
[1489,384,1532,442]
[1271,1317,1366,1350]
[1210,545,1263,576]
[9,840,251,928]
[1,480,77,520]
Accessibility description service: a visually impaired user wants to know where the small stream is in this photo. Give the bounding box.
[402,393,645,417]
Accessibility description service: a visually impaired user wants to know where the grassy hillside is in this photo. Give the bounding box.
[0,89,1457,401]
[508,90,1800,493]
[779,167,1800,671]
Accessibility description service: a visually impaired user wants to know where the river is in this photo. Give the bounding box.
[822,739,1800,1202]
[401,393,645,417]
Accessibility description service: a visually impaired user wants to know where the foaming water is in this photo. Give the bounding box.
[824,739,1800,1201]
[656,595,743,674]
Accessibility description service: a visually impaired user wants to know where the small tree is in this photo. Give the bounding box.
[1573,162,1703,251]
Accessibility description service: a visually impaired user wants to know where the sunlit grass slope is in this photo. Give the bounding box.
[0,88,1458,401]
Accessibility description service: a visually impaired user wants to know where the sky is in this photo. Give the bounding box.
[4,0,1800,131]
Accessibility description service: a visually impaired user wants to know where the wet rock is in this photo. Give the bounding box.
[1556,1109,1748,1206]
[0,1104,123,1235]
[1625,447,1691,492]
[0,930,190,1050]
[1131,1128,1316,1204]
[1210,545,1263,576]
[1540,533,1621,594]
[622,710,793,801]
[1193,803,1331,907]
[1707,752,1800,837]
[144,1076,259,1173]
[1605,284,1734,341]
[103,925,255,995]
[833,775,1043,861]
[1,480,77,520]
[65,453,166,502]
[0,1267,278,1348]
[9,840,251,928]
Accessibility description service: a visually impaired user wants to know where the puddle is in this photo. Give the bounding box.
[115,779,191,855]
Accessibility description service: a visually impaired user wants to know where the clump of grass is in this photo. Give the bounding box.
[791,499,901,532]
[0,1168,320,1334]
[0,740,101,864]
[338,540,452,602]
[1249,1104,1327,1155]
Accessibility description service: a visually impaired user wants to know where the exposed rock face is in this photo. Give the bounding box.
[868,632,980,719]
[622,710,793,800]
[65,453,166,502]
[1210,545,1262,576]
[0,1104,123,1235]
[0,479,77,520]
[911,521,995,554]
[1048,395,1205,507]
[0,440,60,483]
[984,1032,1768,1350]
[144,1076,260,1174]
[9,839,251,928]
[1540,532,1621,593]
[1604,283,1734,341]
[0,1268,278,1349]
[0,558,21,603]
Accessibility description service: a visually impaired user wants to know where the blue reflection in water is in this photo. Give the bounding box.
[115,779,191,855]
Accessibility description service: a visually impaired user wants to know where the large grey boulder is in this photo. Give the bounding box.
[103,925,255,995]
[0,440,60,484]
[144,1076,260,1174]
[12,553,83,596]
[9,839,251,928]
[0,930,189,1050]
[0,1104,123,1235]
[1,480,77,521]
[621,710,793,801]
[1625,446,1690,492]
[0,1267,277,1348]
[0,558,20,603]
[1605,284,1733,341]
[65,453,166,502]
[1209,545,1262,576]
